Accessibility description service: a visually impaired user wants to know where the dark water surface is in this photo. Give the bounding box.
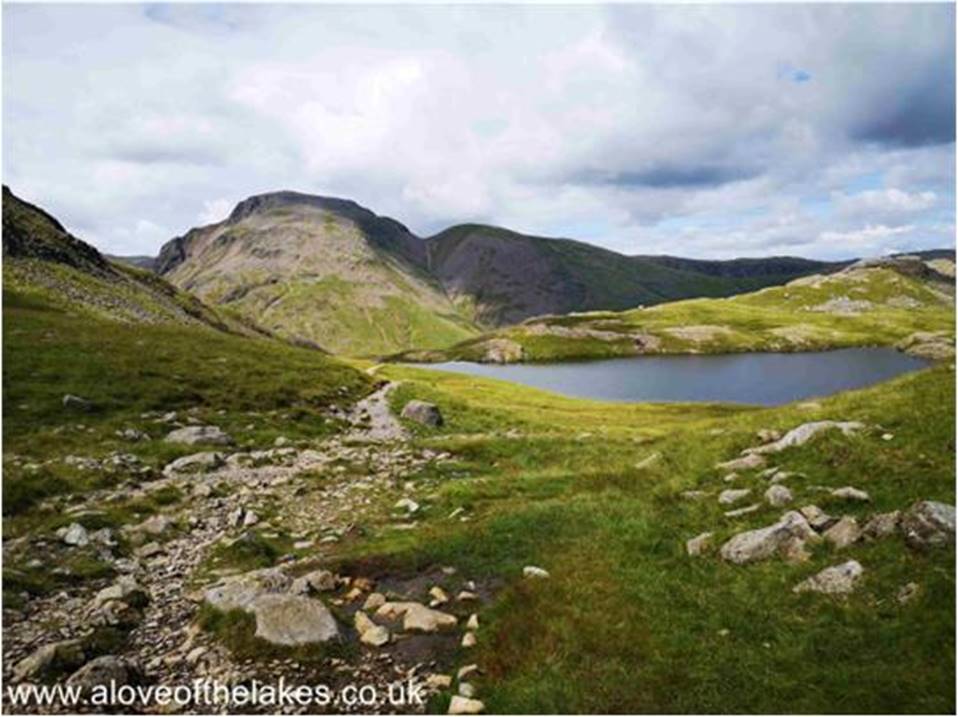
[423,348,930,406]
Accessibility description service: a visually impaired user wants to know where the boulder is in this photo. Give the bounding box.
[59,523,89,547]
[400,400,444,427]
[204,568,292,613]
[744,421,864,455]
[448,696,485,715]
[291,570,337,595]
[831,486,870,502]
[403,604,458,633]
[66,656,141,691]
[164,426,233,446]
[720,511,819,565]
[362,592,387,611]
[252,594,340,646]
[862,511,900,540]
[900,500,955,549]
[799,505,834,532]
[523,566,550,579]
[94,576,149,609]
[13,640,85,681]
[62,394,94,412]
[793,560,863,595]
[164,451,224,475]
[823,516,861,549]
[686,532,712,557]
[354,611,390,646]
[719,488,751,506]
[764,485,793,507]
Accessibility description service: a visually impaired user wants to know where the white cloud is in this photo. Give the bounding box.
[2,4,954,260]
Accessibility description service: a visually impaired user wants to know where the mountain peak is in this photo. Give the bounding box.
[226,190,369,224]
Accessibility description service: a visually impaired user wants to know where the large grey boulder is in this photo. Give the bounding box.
[164,425,233,446]
[793,560,863,595]
[400,400,444,427]
[900,501,955,548]
[252,594,340,646]
[745,421,864,455]
[720,511,819,565]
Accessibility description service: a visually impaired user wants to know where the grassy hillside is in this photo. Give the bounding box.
[408,260,955,363]
[426,224,835,326]
[344,359,955,713]
[158,193,479,356]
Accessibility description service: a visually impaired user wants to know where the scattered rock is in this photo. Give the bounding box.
[900,500,955,549]
[764,485,793,507]
[429,586,450,606]
[163,451,224,474]
[291,570,337,595]
[13,640,85,681]
[720,511,819,565]
[363,592,386,611]
[686,532,713,557]
[62,394,94,412]
[458,682,476,698]
[719,488,751,505]
[66,656,142,691]
[135,513,174,536]
[94,575,149,609]
[745,421,864,455]
[461,632,477,648]
[715,453,766,472]
[448,696,485,715]
[426,674,453,689]
[400,400,444,427]
[680,490,708,500]
[402,604,458,633]
[252,594,341,646]
[457,665,479,681]
[799,505,834,532]
[756,429,782,443]
[59,523,89,547]
[793,560,864,595]
[897,582,920,605]
[466,614,479,631]
[354,611,390,647]
[164,425,233,446]
[724,504,761,518]
[831,486,871,502]
[862,511,900,540]
[523,566,550,579]
[204,568,292,613]
[395,497,420,514]
[823,516,861,549]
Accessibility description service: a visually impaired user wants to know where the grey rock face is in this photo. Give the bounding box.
[400,400,444,427]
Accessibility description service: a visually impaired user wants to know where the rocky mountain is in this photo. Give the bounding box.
[2,186,257,335]
[155,191,476,357]
[151,191,841,356]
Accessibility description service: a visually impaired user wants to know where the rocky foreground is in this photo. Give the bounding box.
[2,387,505,715]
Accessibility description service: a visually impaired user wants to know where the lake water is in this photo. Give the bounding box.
[423,348,930,406]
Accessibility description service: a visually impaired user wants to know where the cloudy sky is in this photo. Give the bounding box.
[3,3,955,260]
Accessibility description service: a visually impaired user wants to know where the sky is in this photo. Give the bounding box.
[2,3,955,260]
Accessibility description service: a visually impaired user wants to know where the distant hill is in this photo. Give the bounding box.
[2,186,258,335]
[404,255,955,364]
[150,191,844,356]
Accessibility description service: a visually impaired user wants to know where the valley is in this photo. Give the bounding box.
[1,188,955,714]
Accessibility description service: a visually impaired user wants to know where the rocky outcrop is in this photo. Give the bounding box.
[744,421,864,455]
[164,425,233,446]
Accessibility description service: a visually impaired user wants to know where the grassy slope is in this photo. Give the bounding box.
[418,266,954,362]
[337,360,955,713]
[2,285,370,535]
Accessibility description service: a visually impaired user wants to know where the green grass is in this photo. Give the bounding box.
[2,284,371,537]
[332,359,955,713]
[416,267,954,362]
